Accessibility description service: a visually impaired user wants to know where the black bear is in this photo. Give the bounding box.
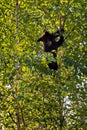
[37,29,64,70]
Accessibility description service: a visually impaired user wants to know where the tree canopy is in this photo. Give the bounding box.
[0,0,87,130]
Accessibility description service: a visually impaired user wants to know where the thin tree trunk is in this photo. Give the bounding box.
[16,109,20,130]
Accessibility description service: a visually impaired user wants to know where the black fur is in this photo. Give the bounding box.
[37,30,64,70]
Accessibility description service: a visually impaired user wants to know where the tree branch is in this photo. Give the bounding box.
[8,112,17,124]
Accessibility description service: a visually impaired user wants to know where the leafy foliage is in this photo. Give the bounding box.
[0,0,87,130]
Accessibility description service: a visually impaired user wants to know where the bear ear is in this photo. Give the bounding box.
[37,37,42,42]
[45,31,52,38]
[37,31,50,42]
[45,31,50,36]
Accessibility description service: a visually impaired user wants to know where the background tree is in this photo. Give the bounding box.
[0,0,87,130]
